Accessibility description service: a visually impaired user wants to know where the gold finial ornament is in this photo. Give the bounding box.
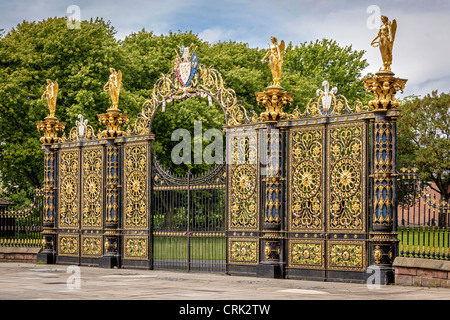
[98,68,130,137]
[255,86,293,122]
[363,15,407,111]
[371,15,397,73]
[103,68,122,109]
[37,80,65,144]
[261,36,285,87]
[41,79,59,117]
[256,36,292,122]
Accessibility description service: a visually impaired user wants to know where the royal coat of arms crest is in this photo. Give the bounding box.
[174,43,198,88]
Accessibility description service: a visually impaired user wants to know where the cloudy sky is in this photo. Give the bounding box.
[1,0,450,98]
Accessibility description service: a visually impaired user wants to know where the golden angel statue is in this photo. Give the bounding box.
[261,36,285,87]
[371,15,397,72]
[41,79,58,118]
[103,68,122,108]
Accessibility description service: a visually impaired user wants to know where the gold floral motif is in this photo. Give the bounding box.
[329,242,364,269]
[82,148,103,228]
[232,164,256,200]
[82,237,102,256]
[124,237,148,259]
[290,241,323,268]
[59,236,78,255]
[330,158,360,198]
[230,240,258,264]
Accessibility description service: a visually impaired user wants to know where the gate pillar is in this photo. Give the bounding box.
[100,139,121,268]
[97,103,130,268]
[36,115,66,264]
[363,70,407,284]
[256,86,293,278]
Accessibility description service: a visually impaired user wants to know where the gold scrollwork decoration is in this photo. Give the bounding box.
[229,132,258,230]
[124,144,148,228]
[59,150,79,228]
[59,236,79,256]
[132,51,249,133]
[328,241,365,270]
[328,123,366,231]
[289,240,324,269]
[289,127,324,231]
[82,148,103,228]
[124,237,148,259]
[229,239,258,264]
[82,237,102,256]
[288,81,371,120]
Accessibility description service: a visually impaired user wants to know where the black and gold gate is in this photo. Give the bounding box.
[151,154,226,272]
[36,46,248,272]
[286,119,369,281]
[225,92,373,281]
[225,74,405,283]
[37,31,406,283]
[53,123,108,265]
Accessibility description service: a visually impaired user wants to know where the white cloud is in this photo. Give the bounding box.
[198,28,231,44]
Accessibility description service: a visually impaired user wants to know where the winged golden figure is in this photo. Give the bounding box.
[371,15,397,72]
[41,79,58,118]
[104,68,122,108]
[261,36,285,87]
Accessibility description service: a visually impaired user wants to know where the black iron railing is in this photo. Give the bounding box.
[397,168,449,260]
[0,189,43,247]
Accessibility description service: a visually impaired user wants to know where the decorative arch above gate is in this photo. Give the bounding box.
[133,45,249,135]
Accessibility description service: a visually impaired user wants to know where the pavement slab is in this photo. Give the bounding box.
[0,262,448,300]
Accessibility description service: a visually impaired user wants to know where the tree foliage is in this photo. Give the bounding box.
[397,91,450,201]
[284,39,370,106]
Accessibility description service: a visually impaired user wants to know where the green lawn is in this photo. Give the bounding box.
[152,236,226,260]
[397,227,450,257]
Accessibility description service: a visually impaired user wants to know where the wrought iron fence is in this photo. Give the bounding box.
[397,168,450,260]
[0,189,43,247]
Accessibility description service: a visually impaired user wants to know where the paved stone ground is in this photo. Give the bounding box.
[0,262,448,300]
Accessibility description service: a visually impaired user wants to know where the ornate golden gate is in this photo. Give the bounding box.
[37,24,406,283]
[286,117,369,280]
[36,46,248,270]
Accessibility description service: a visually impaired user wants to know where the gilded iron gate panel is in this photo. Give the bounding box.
[58,149,80,258]
[81,147,103,230]
[227,129,260,269]
[80,147,104,258]
[58,149,79,230]
[287,121,368,277]
[327,121,367,273]
[57,146,105,260]
[287,126,325,270]
[123,142,149,263]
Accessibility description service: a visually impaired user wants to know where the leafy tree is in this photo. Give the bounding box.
[284,38,370,106]
[397,91,450,201]
[0,17,128,201]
